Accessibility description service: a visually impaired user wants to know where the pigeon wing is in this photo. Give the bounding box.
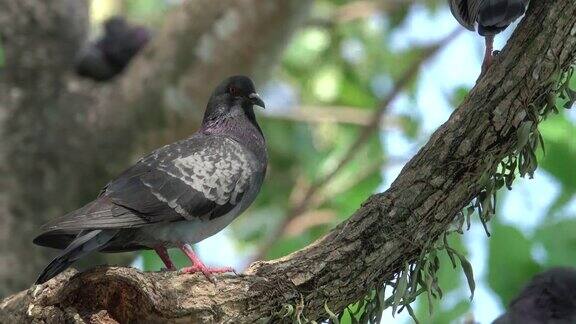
[36,135,260,235]
[108,134,259,222]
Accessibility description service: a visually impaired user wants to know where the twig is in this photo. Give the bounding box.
[334,0,415,23]
[316,155,406,205]
[250,29,462,263]
[300,29,461,206]
[281,156,406,237]
[263,105,404,129]
[307,0,417,28]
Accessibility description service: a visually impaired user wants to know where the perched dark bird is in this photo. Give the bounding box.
[448,0,528,73]
[75,16,151,81]
[33,76,267,284]
[493,267,576,324]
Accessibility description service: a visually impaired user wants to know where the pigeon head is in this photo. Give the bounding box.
[203,75,265,126]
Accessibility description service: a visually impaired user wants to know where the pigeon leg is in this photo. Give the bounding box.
[154,246,176,271]
[481,35,495,75]
[178,243,234,281]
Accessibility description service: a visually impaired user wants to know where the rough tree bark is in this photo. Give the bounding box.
[1,0,575,323]
[0,0,310,297]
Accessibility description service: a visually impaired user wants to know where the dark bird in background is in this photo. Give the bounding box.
[493,267,576,324]
[448,0,528,73]
[33,76,267,284]
[75,16,151,81]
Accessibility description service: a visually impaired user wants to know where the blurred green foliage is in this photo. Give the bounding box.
[123,0,168,25]
[539,113,576,210]
[488,221,543,305]
[101,0,576,322]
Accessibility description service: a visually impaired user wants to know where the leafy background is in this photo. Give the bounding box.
[56,0,576,322]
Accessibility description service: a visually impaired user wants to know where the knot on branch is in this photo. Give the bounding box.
[29,268,163,323]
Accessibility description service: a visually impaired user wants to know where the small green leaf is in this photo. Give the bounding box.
[324,302,340,324]
[430,274,442,299]
[278,304,294,318]
[411,241,431,293]
[425,276,434,315]
[466,206,474,229]
[445,248,457,269]
[563,89,575,109]
[537,131,546,155]
[459,255,476,300]
[547,93,557,114]
[516,121,533,151]
[494,177,504,190]
[406,304,419,324]
[443,235,457,269]
[455,211,465,234]
[354,299,366,316]
[392,263,410,315]
[479,214,491,237]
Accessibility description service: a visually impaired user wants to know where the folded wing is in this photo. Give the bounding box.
[34,135,259,248]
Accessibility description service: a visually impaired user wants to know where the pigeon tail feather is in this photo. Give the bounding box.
[35,230,118,284]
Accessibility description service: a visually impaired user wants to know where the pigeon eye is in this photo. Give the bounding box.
[228,86,240,96]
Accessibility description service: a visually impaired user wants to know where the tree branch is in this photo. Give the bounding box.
[250,29,461,263]
[1,0,575,323]
[263,105,405,129]
[308,0,416,28]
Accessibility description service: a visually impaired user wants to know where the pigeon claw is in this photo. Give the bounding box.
[177,243,236,282]
[180,265,235,282]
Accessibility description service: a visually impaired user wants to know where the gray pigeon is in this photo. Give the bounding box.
[448,0,528,72]
[33,75,267,284]
[75,16,151,81]
[493,267,576,324]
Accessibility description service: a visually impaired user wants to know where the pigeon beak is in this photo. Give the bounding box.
[249,93,265,109]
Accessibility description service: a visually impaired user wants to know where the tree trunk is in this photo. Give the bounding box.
[0,0,310,297]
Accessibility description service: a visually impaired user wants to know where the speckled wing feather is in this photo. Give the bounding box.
[106,134,259,222]
[36,134,261,235]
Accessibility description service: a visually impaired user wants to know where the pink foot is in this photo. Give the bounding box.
[180,265,235,281]
[480,35,495,77]
[178,243,236,281]
[154,246,176,271]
